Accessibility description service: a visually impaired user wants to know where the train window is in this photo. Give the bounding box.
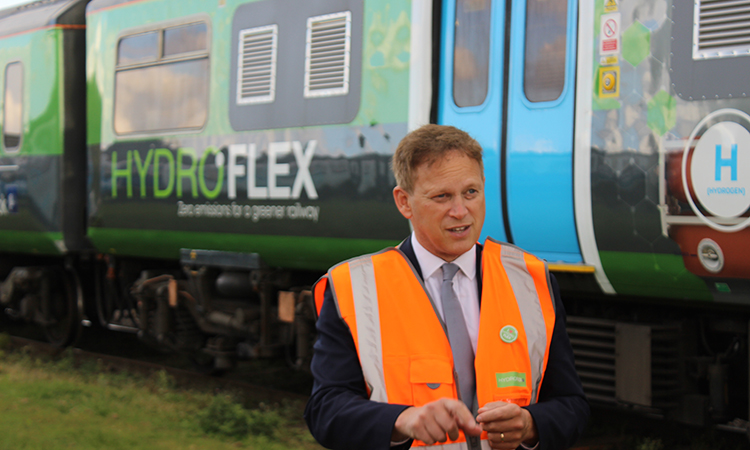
[304,11,352,98]
[118,31,159,66]
[453,0,491,108]
[114,21,209,135]
[3,62,22,152]
[236,24,278,105]
[164,22,208,57]
[523,0,567,103]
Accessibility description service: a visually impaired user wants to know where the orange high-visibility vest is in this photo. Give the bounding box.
[314,238,557,449]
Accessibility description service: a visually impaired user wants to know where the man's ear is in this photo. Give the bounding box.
[393,186,413,219]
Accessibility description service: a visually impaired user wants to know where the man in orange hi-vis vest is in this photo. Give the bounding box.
[305,125,589,450]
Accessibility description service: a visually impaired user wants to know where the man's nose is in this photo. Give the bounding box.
[448,197,468,218]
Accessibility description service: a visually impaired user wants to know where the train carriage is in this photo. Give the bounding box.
[0,0,749,429]
[0,0,87,346]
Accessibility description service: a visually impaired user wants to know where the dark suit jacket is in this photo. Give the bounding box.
[304,238,589,450]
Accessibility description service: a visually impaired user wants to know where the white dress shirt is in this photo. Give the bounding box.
[411,233,480,353]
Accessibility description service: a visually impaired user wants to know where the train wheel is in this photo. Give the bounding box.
[41,268,83,347]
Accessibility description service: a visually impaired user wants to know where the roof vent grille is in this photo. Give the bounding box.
[304,11,351,98]
[694,0,750,59]
[237,24,278,104]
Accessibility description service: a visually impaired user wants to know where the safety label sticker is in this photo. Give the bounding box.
[600,13,621,56]
[600,55,619,66]
[604,0,618,13]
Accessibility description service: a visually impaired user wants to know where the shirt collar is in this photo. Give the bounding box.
[410,233,477,281]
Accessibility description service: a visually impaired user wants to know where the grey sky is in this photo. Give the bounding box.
[0,0,31,11]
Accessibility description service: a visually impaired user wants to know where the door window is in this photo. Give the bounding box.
[453,0,492,107]
[523,0,567,102]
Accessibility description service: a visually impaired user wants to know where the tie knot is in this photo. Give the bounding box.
[442,263,460,282]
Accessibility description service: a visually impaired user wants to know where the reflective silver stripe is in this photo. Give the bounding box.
[544,261,556,313]
[324,273,345,320]
[348,256,388,403]
[500,245,547,405]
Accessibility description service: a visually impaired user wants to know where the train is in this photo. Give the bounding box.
[0,0,748,430]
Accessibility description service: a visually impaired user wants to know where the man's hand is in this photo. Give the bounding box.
[476,401,538,449]
[392,398,483,444]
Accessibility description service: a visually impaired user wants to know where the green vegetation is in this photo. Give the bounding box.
[637,438,664,450]
[0,340,321,450]
[197,395,283,440]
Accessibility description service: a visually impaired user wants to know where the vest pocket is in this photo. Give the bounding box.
[492,392,531,407]
[410,357,455,406]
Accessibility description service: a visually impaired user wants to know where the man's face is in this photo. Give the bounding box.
[393,151,486,262]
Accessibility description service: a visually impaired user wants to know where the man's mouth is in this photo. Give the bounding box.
[448,225,470,233]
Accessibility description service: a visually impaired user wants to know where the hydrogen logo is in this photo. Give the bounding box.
[683,109,750,232]
[715,144,738,182]
[690,121,750,219]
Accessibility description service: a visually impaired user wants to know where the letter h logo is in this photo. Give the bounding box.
[715,144,738,181]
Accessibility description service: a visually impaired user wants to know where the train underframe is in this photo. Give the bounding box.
[2,254,749,429]
[563,286,750,430]
[0,249,318,374]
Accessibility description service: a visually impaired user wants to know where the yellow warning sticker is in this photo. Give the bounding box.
[600,55,619,66]
[604,0,618,12]
[599,66,620,98]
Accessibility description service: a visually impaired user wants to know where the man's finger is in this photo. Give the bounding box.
[445,424,460,442]
[432,405,461,441]
[424,419,448,444]
[414,423,435,445]
[476,402,517,424]
[443,399,483,436]
[477,400,507,415]
[444,399,475,423]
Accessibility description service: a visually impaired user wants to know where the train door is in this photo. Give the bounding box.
[438,0,582,263]
[438,0,507,241]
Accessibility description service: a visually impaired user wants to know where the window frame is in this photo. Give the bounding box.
[113,15,211,136]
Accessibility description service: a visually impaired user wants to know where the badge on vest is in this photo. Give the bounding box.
[496,371,526,388]
[499,325,518,343]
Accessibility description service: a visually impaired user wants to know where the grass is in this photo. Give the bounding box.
[0,340,322,450]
